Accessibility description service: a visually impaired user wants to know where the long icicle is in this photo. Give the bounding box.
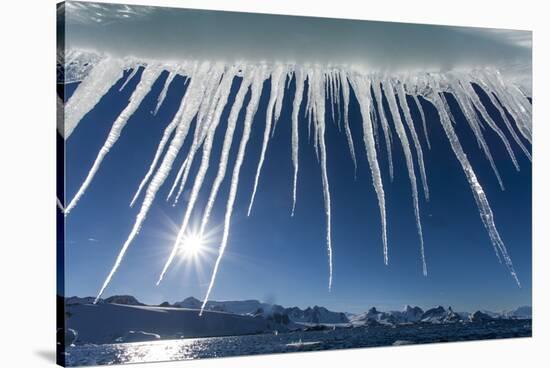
[482,71,532,143]
[157,66,239,283]
[440,93,502,263]
[310,67,334,290]
[460,80,525,167]
[199,68,255,235]
[471,77,532,159]
[412,95,431,149]
[171,67,232,204]
[340,73,358,177]
[372,78,394,181]
[94,61,218,302]
[119,67,140,91]
[429,91,520,286]
[201,67,267,315]
[271,66,288,136]
[64,57,125,139]
[291,69,305,216]
[131,117,179,207]
[247,65,285,216]
[167,69,226,203]
[65,54,530,301]
[383,79,427,276]
[65,65,163,214]
[333,70,343,130]
[153,70,178,115]
[449,79,505,190]
[505,83,533,137]
[396,83,430,202]
[349,74,388,265]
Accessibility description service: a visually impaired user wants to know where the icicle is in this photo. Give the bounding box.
[328,71,336,127]
[396,83,430,202]
[131,118,178,207]
[482,71,532,143]
[382,79,427,276]
[247,65,285,216]
[286,70,294,89]
[166,125,198,203]
[171,68,236,204]
[201,67,267,315]
[157,65,239,283]
[307,74,320,161]
[195,69,225,129]
[291,69,305,216]
[428,92,520,286]
[372,79,394,181]
[94,61,219,302]
[412,95,431,150]
[334,70,343,129]
[56,95,65,137]
[167,69,227,203]
[271,66,288,136]
[119,67,140,91]
[305,75,314,143]
[57,197,65,212]
[370,91,380,150]
[310,67,334,290]
[473,75,533,158]
[153,70,178,115]
[340,73,358,177]
[460,80,525,167]
[198,68,255,236]
[65,65,163,214]
[64,51,529,300]
[64,57,125,139]
[447,78,505,190]
[348,74,388,265]
[507,84,532,127]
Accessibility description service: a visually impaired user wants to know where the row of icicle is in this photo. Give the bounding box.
[60,51,531,314]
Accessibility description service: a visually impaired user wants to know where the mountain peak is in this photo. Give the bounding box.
[104,295,143,306]
[182,296,201,303]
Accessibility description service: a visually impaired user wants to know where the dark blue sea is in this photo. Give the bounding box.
[65,320,531,366]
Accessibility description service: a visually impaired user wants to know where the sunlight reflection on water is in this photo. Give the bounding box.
[66,320,531,366]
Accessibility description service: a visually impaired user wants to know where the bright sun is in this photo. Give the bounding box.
[180,233,205,258]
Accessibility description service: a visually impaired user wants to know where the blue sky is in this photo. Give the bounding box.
[63,68,531,314]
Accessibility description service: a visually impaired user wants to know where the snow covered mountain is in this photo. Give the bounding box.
[403,305,424,322]
[284,306,348,324]
[65,296,100,305]
[350,305,442,325]
[420,306,462,323]
[64,295,531,330]
[174,297,277,316]
[65,294,143,306]
[478,306,532,320]
[351,305,477,325]
[503,306,532,319]
[469,311,495,323]
[104,295,144,306]
[65,295,347,324]
[173,297,348,324]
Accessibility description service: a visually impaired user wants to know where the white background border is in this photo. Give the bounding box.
[0,0,547,367]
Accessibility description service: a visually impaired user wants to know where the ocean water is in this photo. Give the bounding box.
[65,320,531,366]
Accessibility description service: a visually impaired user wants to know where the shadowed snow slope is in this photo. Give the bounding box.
[66,303,277,344]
